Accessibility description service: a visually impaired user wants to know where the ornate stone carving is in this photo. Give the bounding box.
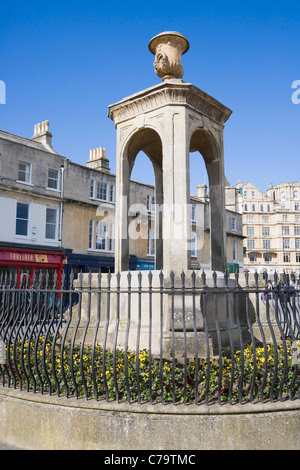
[148,31,189,81]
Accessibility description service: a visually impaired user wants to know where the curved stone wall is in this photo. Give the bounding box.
[0,388,299,450]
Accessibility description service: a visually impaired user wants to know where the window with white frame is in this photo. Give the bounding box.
[264,253,272,263]
[281,192,286,201]
[191,231,197,258]
[93,220,114,251]
[147,228,155,255]
[18,162,32,184]
[282,226,290,235]
[90,180,95,198]
[231,217,236,231]
[283,252,291,263]
[296,253,300,263]
[295,239,300,250]
[89,220,94,249]
[263,239,270,250]
[246,226,254,236]
[97,182,108,201]
[293,191,299,200]
[47,169,59,190]
[262,226,270,236]
[16,202,29,236]
[109,223,114,251]
[96,221,108,250]
[295,226,300,236]
[232,240,237,261]
[283,239,290,250]
[191,205,196,223]
[147,195,155,212]
[262,215,270,223]
[45,208,57,239]
[247,239,255,250]
[109,184,115,203]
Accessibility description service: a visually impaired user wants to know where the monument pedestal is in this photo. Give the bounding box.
[65,271,249,360]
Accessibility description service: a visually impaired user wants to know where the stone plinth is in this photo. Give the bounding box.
[65,271,250,359]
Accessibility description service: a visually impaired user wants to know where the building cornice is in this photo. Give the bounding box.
[108,81,232,126]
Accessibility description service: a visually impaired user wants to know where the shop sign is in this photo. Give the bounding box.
[0,250,64,265]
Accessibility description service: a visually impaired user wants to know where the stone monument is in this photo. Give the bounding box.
[69,33,242,359]
[109,31,232,274]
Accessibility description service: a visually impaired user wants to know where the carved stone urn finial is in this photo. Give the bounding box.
[148,31,189,81]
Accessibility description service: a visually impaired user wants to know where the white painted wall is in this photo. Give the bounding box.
[0,195,60,247]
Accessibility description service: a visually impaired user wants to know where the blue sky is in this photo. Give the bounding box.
[1,0,299,194]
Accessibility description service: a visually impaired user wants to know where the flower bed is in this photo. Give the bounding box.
[1,337,299,405]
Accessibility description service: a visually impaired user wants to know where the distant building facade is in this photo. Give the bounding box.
[0,122,244,282]
[237,181,300,274]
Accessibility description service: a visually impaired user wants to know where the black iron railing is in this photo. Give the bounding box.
[0,269,299,405]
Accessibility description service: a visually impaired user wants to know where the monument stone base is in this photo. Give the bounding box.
[64,271,251,360]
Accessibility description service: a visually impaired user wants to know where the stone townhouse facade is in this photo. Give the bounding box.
[236,180,300,274]
[0,121,244,283]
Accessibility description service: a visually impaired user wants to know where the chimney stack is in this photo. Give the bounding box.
[31,120,53,148]
[87,147,110,173]
[197,184,208,202]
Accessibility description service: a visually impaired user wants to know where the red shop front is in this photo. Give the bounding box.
[0,247,67,288]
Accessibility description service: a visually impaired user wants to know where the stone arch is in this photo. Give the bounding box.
[116,127,164,271]
[189,128,226,271]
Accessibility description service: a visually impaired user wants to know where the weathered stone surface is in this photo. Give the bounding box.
[0,387,299,450]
